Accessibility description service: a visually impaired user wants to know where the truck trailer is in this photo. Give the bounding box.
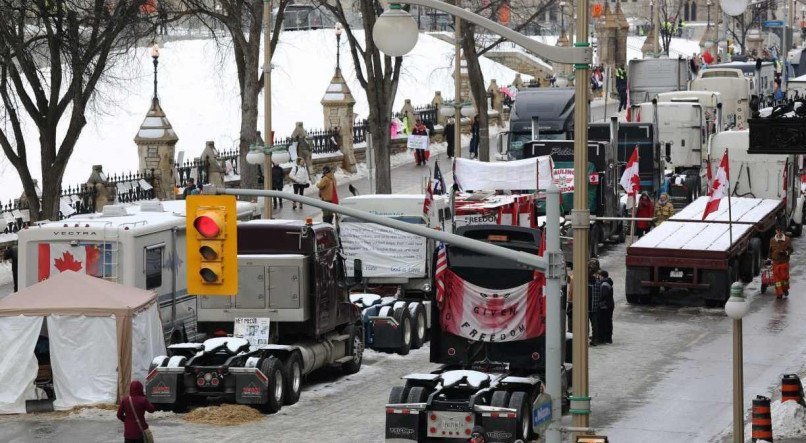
[146,219,365,413]
[384,225,570,443]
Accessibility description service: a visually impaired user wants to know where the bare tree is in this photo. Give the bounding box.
[460,0,556,161]
[316,0,402,194]
[179,0,289,192]
[0,0,153,221]
[658,0,682,54]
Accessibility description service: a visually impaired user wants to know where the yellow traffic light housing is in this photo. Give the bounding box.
[186,195,238,295]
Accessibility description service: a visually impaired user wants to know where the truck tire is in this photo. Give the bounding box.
[393,307,412,356]
[408,302,427,350]
[625,293,641,305]
[739,250,754,283]
[388,386,409,404]
[793,222,803,238]
[406,386,430,403]
[490,390,511,408]
[259,357,284,414]
[342,323,364,375]
[508,391,532,441]
[589,225,600,258]
[282,353,303,406]
[750,238,762,276]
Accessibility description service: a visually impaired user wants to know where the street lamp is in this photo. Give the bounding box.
[707,0,713,28]
[335,22,343,71]
[150,42,160,104]
[262,0,273,219]
[724,282,749,443]
[374,2,592,442]
[560,1,566,32]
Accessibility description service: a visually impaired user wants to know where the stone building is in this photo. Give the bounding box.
[134,98,179,200]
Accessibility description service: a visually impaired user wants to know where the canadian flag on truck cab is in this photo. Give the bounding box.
[38,243,104,282]
[703,150,730,220]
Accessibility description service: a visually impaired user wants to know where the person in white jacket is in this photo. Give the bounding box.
[288,158,311,210]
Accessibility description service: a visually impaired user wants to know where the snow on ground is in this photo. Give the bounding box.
[741,399,806,440]
[0,30,518,203]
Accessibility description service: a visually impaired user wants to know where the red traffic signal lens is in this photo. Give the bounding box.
[200,268,219,283]
[194,215,221,238]
[200,245,219,260]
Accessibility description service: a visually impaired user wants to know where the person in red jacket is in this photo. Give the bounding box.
[117,380,155,443]
[635,192,654,237]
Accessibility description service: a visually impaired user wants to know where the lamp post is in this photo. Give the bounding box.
[707,0,713,28]
[335,22,343,71]
[560,1,566,32]
[372,2,592,442]
[724,282,749,443]
[454,9,462,159]
[150,42,160,104]
[262,0,273,219]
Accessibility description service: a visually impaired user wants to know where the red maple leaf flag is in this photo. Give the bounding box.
[54,251,83,273]
[619,148,640,196]
[703,150,730,220]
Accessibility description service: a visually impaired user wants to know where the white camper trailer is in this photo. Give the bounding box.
[16,200,258,344]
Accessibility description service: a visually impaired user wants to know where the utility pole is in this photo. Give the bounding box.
[262,0,273,220]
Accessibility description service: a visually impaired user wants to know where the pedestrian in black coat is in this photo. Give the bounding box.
[444,120,456,158]
[597,270,614,344]
[271,162,284,209]
[588,272,601,346]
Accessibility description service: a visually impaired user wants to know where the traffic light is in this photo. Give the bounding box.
[186,195,238,295]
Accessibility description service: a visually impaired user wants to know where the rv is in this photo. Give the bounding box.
[16,200,258,344]
[690,67,752,128]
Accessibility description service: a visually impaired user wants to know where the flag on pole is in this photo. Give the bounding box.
[434,242,448,305]
[619,148,641,196]
[423,178,434,216]
[703,150,730,220]
[626,81,632,122]
[433,162,447,195]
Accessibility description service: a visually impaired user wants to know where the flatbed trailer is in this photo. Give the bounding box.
[625,196,784,306]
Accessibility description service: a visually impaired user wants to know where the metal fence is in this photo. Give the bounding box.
[393,105,438,125]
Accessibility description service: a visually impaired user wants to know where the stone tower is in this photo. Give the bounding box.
[595,2,630,69]
[134,98,179,200]
[321,68,357,173]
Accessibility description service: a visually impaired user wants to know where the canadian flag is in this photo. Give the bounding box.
[703,150,730,220]
[38,243,103,282]
[619,148,640,196]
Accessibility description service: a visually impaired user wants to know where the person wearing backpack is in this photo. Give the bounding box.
[597,270,615,344]
[289,158,310,210]
[117,380,155,443]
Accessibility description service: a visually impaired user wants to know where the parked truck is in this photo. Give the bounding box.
[505,88,575,160]
[625,196,786,306]
[339,194,449,354]
[588,122,662,196]
[627,57,690,104]
[146,219,365,413]
[16,200,258,344]
[384,225,570,443]
[690,67,752,128]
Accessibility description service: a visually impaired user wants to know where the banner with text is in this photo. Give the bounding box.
[407,135,430,151]
[340,222,427,278]
[454,156,554,191]
[440,270,545,342]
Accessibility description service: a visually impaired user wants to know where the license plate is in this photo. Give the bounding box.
[427,411,474,438]
[670,270,684,278]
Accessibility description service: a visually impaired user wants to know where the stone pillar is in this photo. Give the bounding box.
[201,141,225,187]
[400,99,416,132]
[431,91,445,125]
[699,25,717,60]
[487,79,503,126]
[454,56,471,104]
[321,69,358,173]
[513,73,524,91]
[134,99,179,200]
[86,165,116,211]
[554,29,573,84]
[614,3,630,69]
[641,24,660,57]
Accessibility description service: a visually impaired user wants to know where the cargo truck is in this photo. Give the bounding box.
[384,225,570,443]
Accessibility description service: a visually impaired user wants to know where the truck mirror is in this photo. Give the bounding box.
[353,259,363,282]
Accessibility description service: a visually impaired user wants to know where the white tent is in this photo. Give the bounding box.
[0,272,165,413]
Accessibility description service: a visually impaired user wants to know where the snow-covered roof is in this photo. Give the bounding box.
[671,196,781,224]
[631,221,753,251]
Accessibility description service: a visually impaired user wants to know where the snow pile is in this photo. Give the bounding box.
[184,404,265,426]
[772,399,806,439]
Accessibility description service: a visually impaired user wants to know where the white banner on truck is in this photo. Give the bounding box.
[234,317,270,349]
[454,156,554,191]
[340,222,427,278]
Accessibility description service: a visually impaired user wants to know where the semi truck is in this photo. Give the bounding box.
[15,200,258,344]
[689,67,752,128]
[338,194,450,354]
[146,219,365,413]
[625,196,785,306]
[505,88,575,160]
[384,225,570,443]
[588,122,661,196]
[627,57,690,104]
[708,61,776,104]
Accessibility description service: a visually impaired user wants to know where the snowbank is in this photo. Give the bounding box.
[772,399,806,439]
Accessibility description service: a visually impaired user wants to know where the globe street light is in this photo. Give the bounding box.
[335,22,344,71]
[150,42,160,104]
[724,282,749,443]
[374,2,592,442]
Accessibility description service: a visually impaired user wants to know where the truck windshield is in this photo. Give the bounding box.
[509,132,567,159]
[447,244,537,289]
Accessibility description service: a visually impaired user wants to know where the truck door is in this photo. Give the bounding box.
[314,229,340,334]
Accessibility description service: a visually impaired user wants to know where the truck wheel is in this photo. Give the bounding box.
[589,225,600,258]
[508,391,532,441]
[388,386,410,404]
[393,307,412,356]
[490,390,511,408]
[792,222,803,238]
[739,250,754,283]
[282,353,303,406]
[342,323,364,375]
[408,303,427,350]
[259,357,284,414]
[616,222,626,243]
[406,386,430,403]
[625,293,641,305]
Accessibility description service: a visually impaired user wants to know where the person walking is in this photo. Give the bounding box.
[316,166,338,224]
[117,380,155,443]
[654,192,675,226]
[566,270,574,333]
[635,192,654,236]
[615,65,628,112]
[289,158,310,210]
[412,119,429,166]
[588,259,602,346]
[769,226,794,298]
[597,270,614,344]
[271,162,284,210]
[470,115,480,159]
[444,118,456,158]
[181,178,195,200]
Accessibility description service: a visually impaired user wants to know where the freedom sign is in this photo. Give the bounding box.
[440,271,545,342]
[406,134,430,151]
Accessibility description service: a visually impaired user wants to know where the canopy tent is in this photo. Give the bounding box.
[0,271,165,413]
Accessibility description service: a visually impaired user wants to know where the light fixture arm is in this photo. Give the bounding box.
[384,0,591,65]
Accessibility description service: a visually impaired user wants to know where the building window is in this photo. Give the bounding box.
[145,245,164,290]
